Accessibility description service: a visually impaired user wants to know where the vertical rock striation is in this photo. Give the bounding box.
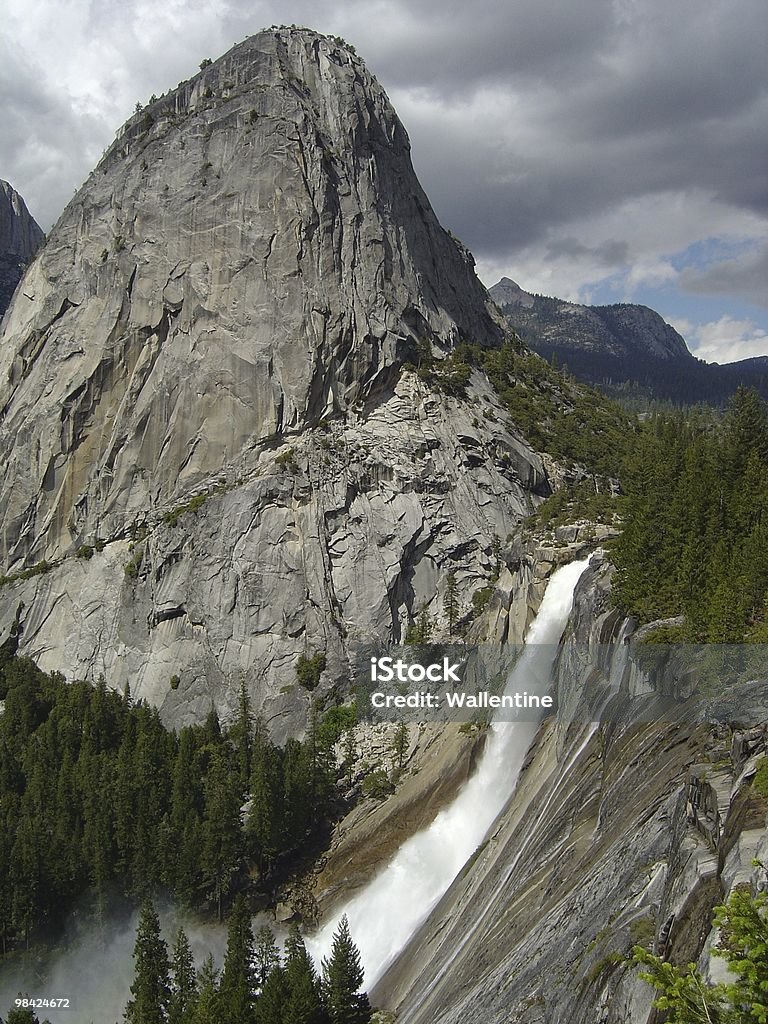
[0,180,44,321]
[0,29,545,729]
[0,29,505,569]
[376,556,768,1023]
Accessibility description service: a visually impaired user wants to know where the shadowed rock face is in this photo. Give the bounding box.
[0,29,542,732]
[0,180,44,321]
[489,277,768,404]
[490,278,690,361]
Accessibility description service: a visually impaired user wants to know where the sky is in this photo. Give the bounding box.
[1,0,766,364]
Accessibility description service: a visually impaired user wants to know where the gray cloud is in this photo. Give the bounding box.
[0,0,766,323]
[680,244,768,310]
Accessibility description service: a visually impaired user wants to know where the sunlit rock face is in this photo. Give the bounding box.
[0,180,44,321]
[0,29,546,732]
[376,559,768,1024]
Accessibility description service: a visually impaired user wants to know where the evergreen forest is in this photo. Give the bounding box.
[611,387,768,641]
[0,643,351,958]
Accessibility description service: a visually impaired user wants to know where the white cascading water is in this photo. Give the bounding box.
[308,557,591,985]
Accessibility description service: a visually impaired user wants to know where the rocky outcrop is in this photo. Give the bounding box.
[0,29,546,731]
[376,555,768,1023]
[490,277,768,403]
[0,180,44,321]
[490,278,689,361]
[0,30,505,571]
[0,367,547,734]
[287,722,486,922]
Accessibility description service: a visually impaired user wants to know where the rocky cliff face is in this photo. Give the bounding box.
[0,180,44,321]
[376,556,768,1022]
[0,29,545,731]
[490,278,689,361]
[489,277,768,403]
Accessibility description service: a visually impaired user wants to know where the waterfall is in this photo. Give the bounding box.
[308,557,591,985]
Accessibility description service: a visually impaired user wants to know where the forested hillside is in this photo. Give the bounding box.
[612,387,768,640]
[0,643,355,959]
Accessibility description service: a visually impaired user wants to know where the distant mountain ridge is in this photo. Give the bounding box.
[0,180,44,320]
[489,277,768,404]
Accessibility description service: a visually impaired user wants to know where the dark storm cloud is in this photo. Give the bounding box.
[546,238,629,266]
[356,0,768,259]
[0,0,765,304]
[680,244,768,310]
[0,36,112,231]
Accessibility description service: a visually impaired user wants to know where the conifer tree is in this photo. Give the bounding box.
[168,926,198,1024]
[5,1007,42,1024]
[124,901,171,1024]
[229,680,255,791]
[490,533,503,580]
[321,916,371,1024]
[169,728,203,905]
[247,739,284,872]
[282,736,312,848]
[190,954,222,1024]
[405,603,432,644]
[391,722,408,781]
[219,894,257,1023]
[9,815,43,949]
[255,964,287,1024]
[302,704,334,829]
[254,924,281,992]
[201,745,242,919]
[634,888,768,1022]
[443,571,459,636]
[283,922,327,1024]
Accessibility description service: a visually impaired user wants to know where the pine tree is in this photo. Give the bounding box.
[201,745,242,919]
[169,728,203,905]
[255,964,287,1024]
[321,916,371,1024]
[634,888,768,1022]
[282,737,312,849]
[124,901,171,1024]
[722,385,768,478]
[302,704,334,830]
[247,739,284,872]
[254,924,281,992]
[229,679,254,791]
[219,895,257,1023]
[490,534,503,581]
[190,954,222,1024]
[5,1008,42,1024]
[443,571,459,636]
[168,926,198,1024]
[391,722,408,781]
[9,814,43,948]
[405,603,432,644]
[283,922,327,1024]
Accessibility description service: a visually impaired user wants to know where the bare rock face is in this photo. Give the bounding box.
[490,278,690,361]
[0,29,504,570]
[377,559,768,1023]
[0,180,44,321]
[0,29,544,731]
